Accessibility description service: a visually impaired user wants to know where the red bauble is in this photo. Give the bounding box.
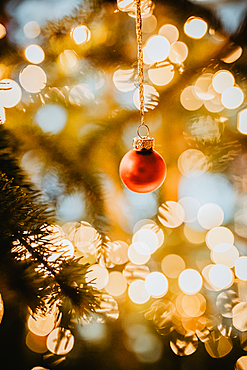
[119,148,166,193]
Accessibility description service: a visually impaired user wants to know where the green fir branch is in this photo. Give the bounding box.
[0,125,102,320]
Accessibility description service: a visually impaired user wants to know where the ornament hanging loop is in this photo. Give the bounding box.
[133,122,154,151]
[137,123,150,138]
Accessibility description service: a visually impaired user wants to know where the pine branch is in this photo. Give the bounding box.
[11,124,111,235]
[0,125,102,321]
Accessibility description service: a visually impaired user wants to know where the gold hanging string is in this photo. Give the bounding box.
[135,0,150,138]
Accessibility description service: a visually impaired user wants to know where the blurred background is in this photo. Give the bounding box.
[1,0,247,369]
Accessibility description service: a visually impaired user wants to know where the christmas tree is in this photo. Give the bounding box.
[0,0,247,369]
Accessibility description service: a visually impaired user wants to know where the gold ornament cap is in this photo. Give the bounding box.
[133,136,155,150]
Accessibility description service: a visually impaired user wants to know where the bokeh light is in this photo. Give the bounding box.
[113,68,135,92]
[170,332,198,355]
[235,257,247,281]
[235,356,247,369]
[207,87,223,105]
[144,272,168,297]
[71,25,91,44]
[148,64,174,86]
[161,254,186,278]
[194,73,214,100]
[158,24,179,44]
[180,86,203,111]
[206,226,234,250]
[35,104,68,134]
[208,264,234,289]
[197,203,224,230]
[183,293,206,317]
[59,50,78,70]
[25,44,45,64]
[143,46,154,65]
[204,333,233,357]
[123,263,150,285]
[233,302,247,332]
[19,65,47,93]
[184,17,208,39]
[132,241,152,256]
[28,311,56,336]
[23,21,41,39]
[72,222,99,257]
[204,98,224,113]
[0,79,22,108]
[212,243,232,254]
[142,15,157,33]
[158,201,185,228]
[128,280,150,304]
[46,327,74,355]
[117,0,134,12]
[169,41,188,64]
[221,86,244,109]
[216,290,239,318]
[86,264,109,290]
[176,293,206,317]
[78,321,106,343]
[108,241,129,265]
[238,109,247,134]
[182,315,206,333]
[128,243,151,264]
[97,294,119,320]
[212,70,235,94]
[26,332,47,353]
[221,46,242,63]
[178,269,203,294]
[145,35,170,63]
[178,149,208,177]
[211,244,239,268]
[141,223,164,248]
[202,264,221,291]
[105,271,127,296]
[132,228,159,253]
[0,24,6,39]
[133,219,156,233]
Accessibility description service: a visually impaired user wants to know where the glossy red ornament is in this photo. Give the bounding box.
[119,147,166,193]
